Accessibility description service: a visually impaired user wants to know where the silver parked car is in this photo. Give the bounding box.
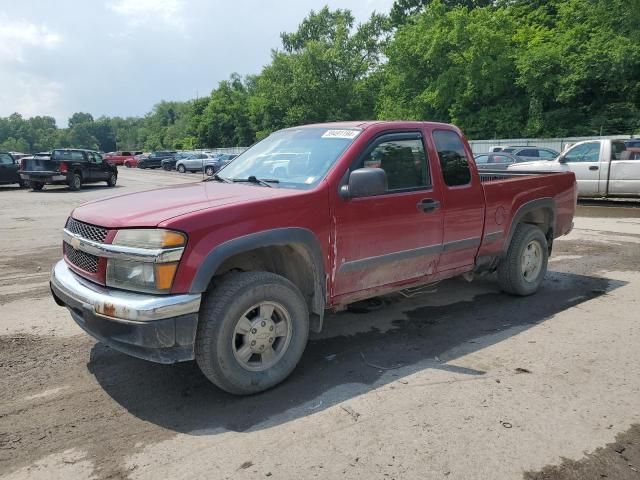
[203,154,238,176]
[473,152,523,170]
[175,152,212,173]
[500,146,559,162]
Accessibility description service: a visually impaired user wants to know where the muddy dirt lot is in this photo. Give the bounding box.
[1,169,639,480]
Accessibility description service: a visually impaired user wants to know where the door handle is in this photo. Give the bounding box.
[417,199,440,213]
[589,166,599,171]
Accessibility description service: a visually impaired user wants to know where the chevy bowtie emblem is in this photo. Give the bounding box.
[71,237,81,250]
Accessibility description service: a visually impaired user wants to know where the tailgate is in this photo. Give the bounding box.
[23,158,59,172]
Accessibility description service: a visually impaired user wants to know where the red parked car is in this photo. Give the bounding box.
[50,121,576,394]
[104,151,141,167]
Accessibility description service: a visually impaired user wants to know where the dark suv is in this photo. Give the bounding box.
[0,152,28,188]
[137,151,176,169]
[20,149,117,191]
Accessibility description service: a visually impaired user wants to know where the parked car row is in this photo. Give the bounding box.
[473,146,560,171]
[152,151,239,175]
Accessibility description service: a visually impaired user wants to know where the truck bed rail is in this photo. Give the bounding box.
[479,170,560,183]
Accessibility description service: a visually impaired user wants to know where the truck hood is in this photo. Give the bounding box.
[509,160,563,170]
[71,181,302,228]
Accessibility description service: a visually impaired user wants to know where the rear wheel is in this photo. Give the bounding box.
[205,166,215,176]
[68,173,82,191]
[177,164,186,173]
[31,181,44,191]
[18,179,29,188]
[124,162,131,168]
[497,224,548,296]
[195,271,309,395]
[106,173,117,187]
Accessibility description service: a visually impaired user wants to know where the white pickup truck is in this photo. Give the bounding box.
[508,139,640,198]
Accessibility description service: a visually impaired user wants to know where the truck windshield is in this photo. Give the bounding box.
[218,127,361,189]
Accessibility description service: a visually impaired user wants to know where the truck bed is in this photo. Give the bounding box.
[475,169,577,260]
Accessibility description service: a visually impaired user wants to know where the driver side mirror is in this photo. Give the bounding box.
[558,156,567,164]
[340,168,387,199]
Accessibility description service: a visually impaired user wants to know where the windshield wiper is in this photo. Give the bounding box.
[204,173,231,183]
[232,176,279,187]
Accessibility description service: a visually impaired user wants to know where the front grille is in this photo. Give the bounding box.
[64,242,99,273]
[65,217,108,243]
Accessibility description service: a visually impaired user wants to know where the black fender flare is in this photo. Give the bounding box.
[190,228,326,331]
[504,197,556,254]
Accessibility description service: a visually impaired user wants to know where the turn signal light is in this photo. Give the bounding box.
[154,263,179,291]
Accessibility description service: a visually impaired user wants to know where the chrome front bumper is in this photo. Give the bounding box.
[50,260,201,363]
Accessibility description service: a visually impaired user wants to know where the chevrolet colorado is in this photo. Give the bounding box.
[50,121,576,394]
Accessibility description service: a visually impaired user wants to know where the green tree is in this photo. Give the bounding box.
[379,1,527,138]
[250,7,388,139]
[68,112,94,129]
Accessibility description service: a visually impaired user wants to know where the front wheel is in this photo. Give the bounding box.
[107,173,117,187]
[177,164,186,173]
[497,224,548,296]
[18,179,29,188]
[205,166,215,176]
[124,162,131,168]
[31,181,44,191]
[195,271,309,395]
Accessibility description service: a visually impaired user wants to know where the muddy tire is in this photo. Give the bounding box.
[31,181,44,191]
[195,271,309,395]
[497,223,548,296]
[68,173,82,191]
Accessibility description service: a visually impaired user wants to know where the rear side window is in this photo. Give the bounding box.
[538,149,557,159]
[474,155,489,164]
[361,137,430,191]
[492,155,513,164]
[0,153,13,165]
[433,130,471,186]
[53,150,85,161]
[518,149,539,157]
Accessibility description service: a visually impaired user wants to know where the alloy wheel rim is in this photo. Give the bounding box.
[232,301,292,372]
[521,240,542,282]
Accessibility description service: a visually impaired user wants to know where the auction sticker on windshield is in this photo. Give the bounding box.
[321,129,359,139]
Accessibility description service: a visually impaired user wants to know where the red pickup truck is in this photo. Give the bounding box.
[50,121,576,394]
[104,151,140,167]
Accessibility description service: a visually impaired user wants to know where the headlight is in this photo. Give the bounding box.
[112,229,186,249]
[106,229,186,294]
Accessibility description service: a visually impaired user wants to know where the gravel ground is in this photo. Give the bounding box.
[1,169,639,480]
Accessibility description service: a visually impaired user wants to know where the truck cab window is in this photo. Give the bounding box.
[0,153,13,165]
[564,142,600,162]
[433,130,471,186]
[361,138,429,190]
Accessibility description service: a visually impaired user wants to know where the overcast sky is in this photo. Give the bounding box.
[0,0,394,126]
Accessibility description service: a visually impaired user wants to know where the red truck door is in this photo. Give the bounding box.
[429,129,485,271]
[332,131,444,299]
